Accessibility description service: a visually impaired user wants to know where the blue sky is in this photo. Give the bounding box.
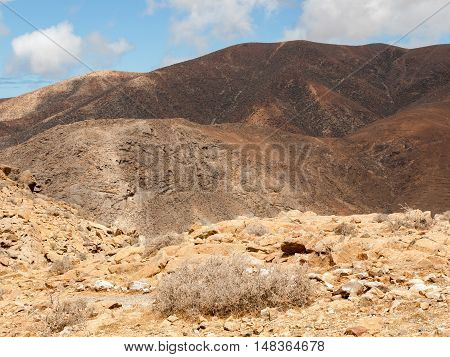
[0,0,449,98]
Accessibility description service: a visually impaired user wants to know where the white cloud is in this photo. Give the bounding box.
[84,33,133,66]
[146,0,281,51]
[145,0,163,15]
[8,22,82,76]
[7,22,133,76]
[283,0,450,47]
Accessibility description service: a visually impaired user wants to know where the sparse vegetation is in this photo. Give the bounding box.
[373,213,389,223]
[333,222,357,236]
[50,256,73,275]
[155,254,310,317]
[144,233,184,257]
[387,206,433,231]
[244,223,269,236]
[44,299,90,334]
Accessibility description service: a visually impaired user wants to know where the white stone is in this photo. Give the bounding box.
[93,280,114,291]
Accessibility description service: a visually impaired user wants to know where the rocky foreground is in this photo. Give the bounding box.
[0,165,449,337]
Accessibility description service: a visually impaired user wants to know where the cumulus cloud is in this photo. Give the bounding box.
[84,33,133,66]
[7,22,82,76]
[6,22,133,76]
[283,0,450,47]
[146,0,281,50]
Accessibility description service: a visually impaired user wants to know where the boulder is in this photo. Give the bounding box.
[281,241,309,255]
[114,246,144,263]
[133,251,170,278]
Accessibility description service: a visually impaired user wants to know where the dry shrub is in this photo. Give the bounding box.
[387,206,433,231]
[333,222,357,236]
[144,233,183,257]
[45,299,90,334]
[244,223,269,236]
[155,255,310,317]
[435,211,450,221]
[373,213,389,223]
[50,256,73,275]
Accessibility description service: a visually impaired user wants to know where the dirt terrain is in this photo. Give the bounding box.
[0,166,448,337]
[0,41,448,337]
[2,109,448,235]
[0,41,448,226]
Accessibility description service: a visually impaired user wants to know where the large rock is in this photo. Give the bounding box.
[281,240,309,255]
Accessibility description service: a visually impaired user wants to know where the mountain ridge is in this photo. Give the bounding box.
[1,40,449,149]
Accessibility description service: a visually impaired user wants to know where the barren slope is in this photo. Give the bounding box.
[1,169,449,337]
[1,41,449,148]
[2,105,448,235]
[1,118,391,235]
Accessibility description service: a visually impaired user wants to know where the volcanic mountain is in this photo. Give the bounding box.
[0,40,449,234]
[1,41,449,147]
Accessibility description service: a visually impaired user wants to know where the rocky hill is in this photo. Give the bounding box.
[2,107,448,236]
[0,41,449,148]
[0,167,448,336]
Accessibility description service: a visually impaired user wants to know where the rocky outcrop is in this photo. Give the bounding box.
[0,178,448,337]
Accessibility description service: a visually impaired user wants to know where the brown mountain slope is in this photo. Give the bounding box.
[2,98,448,235]
[0,71,141,147]
[0,118,390,235]
[1,41,449,148]
[348,101,450,213]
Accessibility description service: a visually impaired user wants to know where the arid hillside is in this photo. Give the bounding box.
[0,118,388,235]
[0,41,449,149]
[2,101,449,235]
[0,166,448,337]
[0,40,448,232]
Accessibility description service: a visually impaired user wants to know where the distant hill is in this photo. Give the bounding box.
[0,41,448,232]
[1,41,448,148]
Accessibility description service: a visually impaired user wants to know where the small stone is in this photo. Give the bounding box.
[108,302,122,309]
[335,280,365,298]
[420,301,430,310]
[407,278,425,286]
[333,268,352,276]
[223,320,239,332]
[424,290,441,300]
[167,315,178,323]
[356,272,369,279]
[345,326,368,336]
[364,281,388,292]
[307,273,322,280]
[424,274,438,283]
[128,281,150,293]
[93,280,114,291]
[321,272,335,284]
[389,299,402,312]
[409,283,428,294]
